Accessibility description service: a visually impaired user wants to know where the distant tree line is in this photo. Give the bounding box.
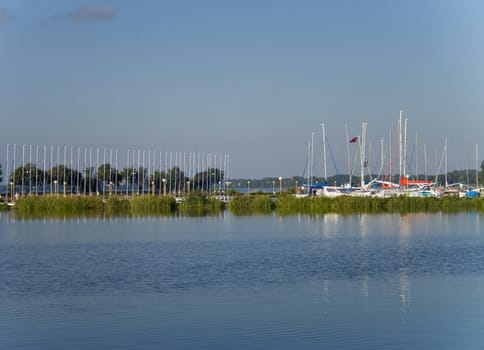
[231,160,484,190]
[0,162,225,195]
[1,160,484,194]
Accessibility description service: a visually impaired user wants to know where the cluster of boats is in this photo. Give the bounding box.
[298,112,481,200]
[297,178,481,199]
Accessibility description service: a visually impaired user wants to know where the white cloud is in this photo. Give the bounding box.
[0,8,12,23]
[52,5,116,22]
[69,5,116,21]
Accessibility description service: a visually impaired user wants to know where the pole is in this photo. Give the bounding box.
[321,123,327,181]
[415,132,418,181]
[43,145,46,195]
[476,144,479,189]
[5,144,9,200]
[399,111,402,186]
[13,144,16,198]
[345,124,351,184]
[311,132,315,187]
[424,144,427,181]
[21,144,25,197]
[445,138,448,189]
[35,145,39,195]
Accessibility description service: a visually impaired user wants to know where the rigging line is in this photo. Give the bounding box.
[350,143,360,184]
[301,149,309,180]
[324,134,339,176]
[385,126,399,181]
[407,142,416,177]
[377,141,387,179]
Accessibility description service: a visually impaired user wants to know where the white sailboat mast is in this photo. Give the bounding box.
[476,144,479,189]
[389,129,392,182]
[380,138,384,178]
[360,122,367,188]
[345,124,351,184]
[398,112,402,185]
[307,139,311,189]
[423,144,428,181]
[321,123,327,181]
[445,138,448,188]
[311,132,315,186]
[415,132,418,181]
[403,116,407,182]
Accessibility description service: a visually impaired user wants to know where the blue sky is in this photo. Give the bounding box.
[1,0,483,178]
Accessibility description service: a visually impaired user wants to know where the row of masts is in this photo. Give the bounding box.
[306,111,480,190]
[1,145,230,197]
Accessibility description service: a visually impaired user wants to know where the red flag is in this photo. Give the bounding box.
[349,136,358,143]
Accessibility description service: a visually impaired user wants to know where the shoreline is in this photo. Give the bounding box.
[2,193,483,218]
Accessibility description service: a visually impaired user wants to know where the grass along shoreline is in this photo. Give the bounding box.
[3,193,484,217]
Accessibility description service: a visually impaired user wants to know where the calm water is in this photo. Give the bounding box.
[1,211,484,349]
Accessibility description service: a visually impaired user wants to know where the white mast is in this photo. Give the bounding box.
[389,129,392,182]
[321,123,327,181]
[445,138,448,188]
[13,144,16,198]
[399,111,402,186]
[476,144,479,189]
[403,117,408,182]
[464,136,469,186]
[360,122,367,188]
[423,144,428,181]
[307,139,311,190]
[43,145,47,195]
[415,131,418,180]
[310,131,315,187]
[20,144,25,196]
[379,138,384,178]
[29,144,33,195]
[36,145,39,195]
[5,144,9,200]
[345,124,351,184]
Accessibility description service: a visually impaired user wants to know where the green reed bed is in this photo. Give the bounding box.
[178,192,224,216]
[229,194,275,215]
[438,196,484,212]
[10,193,484,218]
[129,196,176,215]
[275,195,483,215]
[15,195,104,215]
[13,195,176,217]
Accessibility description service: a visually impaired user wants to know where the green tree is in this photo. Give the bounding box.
[165,167,187,194]
[49,165,83,186]
[119,167,147,193]
[83,167,97,193]
[43,165,83,194]
[151,170,167,193]
[120,167,136,185]
[97,163,121,185]
[11,163,44,190]
[192,168,223,192]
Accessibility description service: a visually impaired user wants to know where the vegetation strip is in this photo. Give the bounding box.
[4,194,483,218]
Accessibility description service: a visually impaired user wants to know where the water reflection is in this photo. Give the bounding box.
[399,273,411,316]
[2,212,484,350]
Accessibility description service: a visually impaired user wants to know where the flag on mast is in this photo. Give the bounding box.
[349,136,358,143]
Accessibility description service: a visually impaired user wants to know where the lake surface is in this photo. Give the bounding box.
[1,211,484,349]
